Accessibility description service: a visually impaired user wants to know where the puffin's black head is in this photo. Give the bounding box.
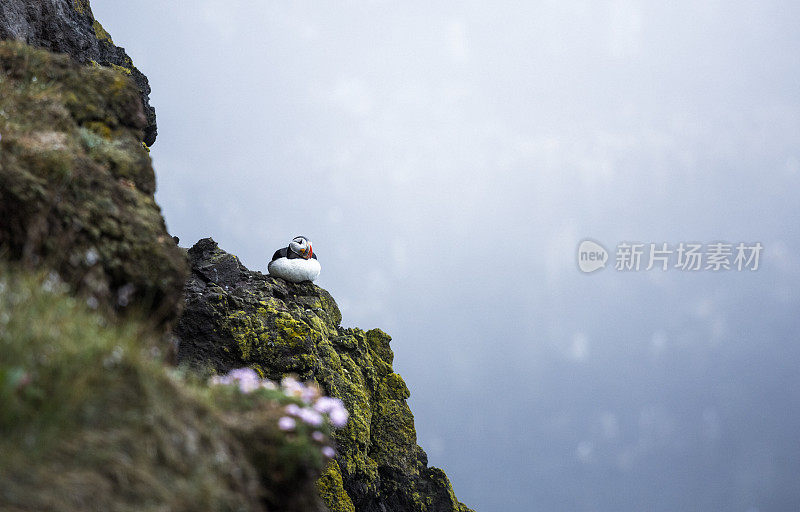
[289,235,313,259]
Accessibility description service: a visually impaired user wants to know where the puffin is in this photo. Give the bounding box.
[267,235,321,283]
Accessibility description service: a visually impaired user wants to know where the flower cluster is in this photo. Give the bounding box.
[209,368,349,459]
[209,367,275,394]
[279,376,349,429]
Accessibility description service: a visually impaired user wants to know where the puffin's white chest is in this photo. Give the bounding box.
[268,257,321,283]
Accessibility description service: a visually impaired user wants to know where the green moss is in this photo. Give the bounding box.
[251,364,267,378]
[426,467,472,512]
[110,63,132,75]
[92,20,114,44]
[225,309,258,359]
[275,312,308,339]
[366,328,394,364]
[84,120,113,139]
[317,461,356,512]
[382,372,411,400]
[71,0,91,15]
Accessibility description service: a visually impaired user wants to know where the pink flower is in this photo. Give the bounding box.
[322,446,336,458]
[328,406,349,428]
[218,368,260,394]
[285,403,302,416]
[312,431,325,442]
[229,368,259,382]
[301,385,320,404]
[313,396,343,414]
[281,376,303,397]
[238,378,260,394]
[298,407,323,426]
[278,416,296,431]
[209,374,233,386]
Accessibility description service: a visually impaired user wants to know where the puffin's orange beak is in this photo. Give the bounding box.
[306,246,313,260]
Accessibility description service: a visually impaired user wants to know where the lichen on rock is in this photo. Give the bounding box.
[176,238,474,512]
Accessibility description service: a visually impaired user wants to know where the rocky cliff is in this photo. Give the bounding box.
[0,0,158,145]
[176,238,474,512]
[0,38,328,512]
[0,4,474,511]
[0,41,185,329]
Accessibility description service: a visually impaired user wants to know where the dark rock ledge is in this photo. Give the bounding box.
[176,238,475,512]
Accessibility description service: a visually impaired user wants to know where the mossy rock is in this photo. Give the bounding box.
[0,0,158,144]
[176,238,475,512]
[0,42,187,329]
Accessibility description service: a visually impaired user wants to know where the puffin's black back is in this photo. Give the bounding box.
[271,246,317,261]
[271,248,288,261]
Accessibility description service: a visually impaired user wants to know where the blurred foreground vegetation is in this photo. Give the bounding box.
[0,266,329,512]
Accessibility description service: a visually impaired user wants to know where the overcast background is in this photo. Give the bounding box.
[93,1,800,511]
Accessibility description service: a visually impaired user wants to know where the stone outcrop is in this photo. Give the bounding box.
[176,238,474,512]
[0,0,158,145]
[0,42,186,328]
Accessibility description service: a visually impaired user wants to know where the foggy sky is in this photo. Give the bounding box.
[93,1,800,510]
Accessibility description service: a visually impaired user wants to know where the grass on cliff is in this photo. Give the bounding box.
[0,266,327,512]
[0,40,188,329]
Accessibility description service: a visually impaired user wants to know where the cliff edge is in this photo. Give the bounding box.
[176,238,475,512]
